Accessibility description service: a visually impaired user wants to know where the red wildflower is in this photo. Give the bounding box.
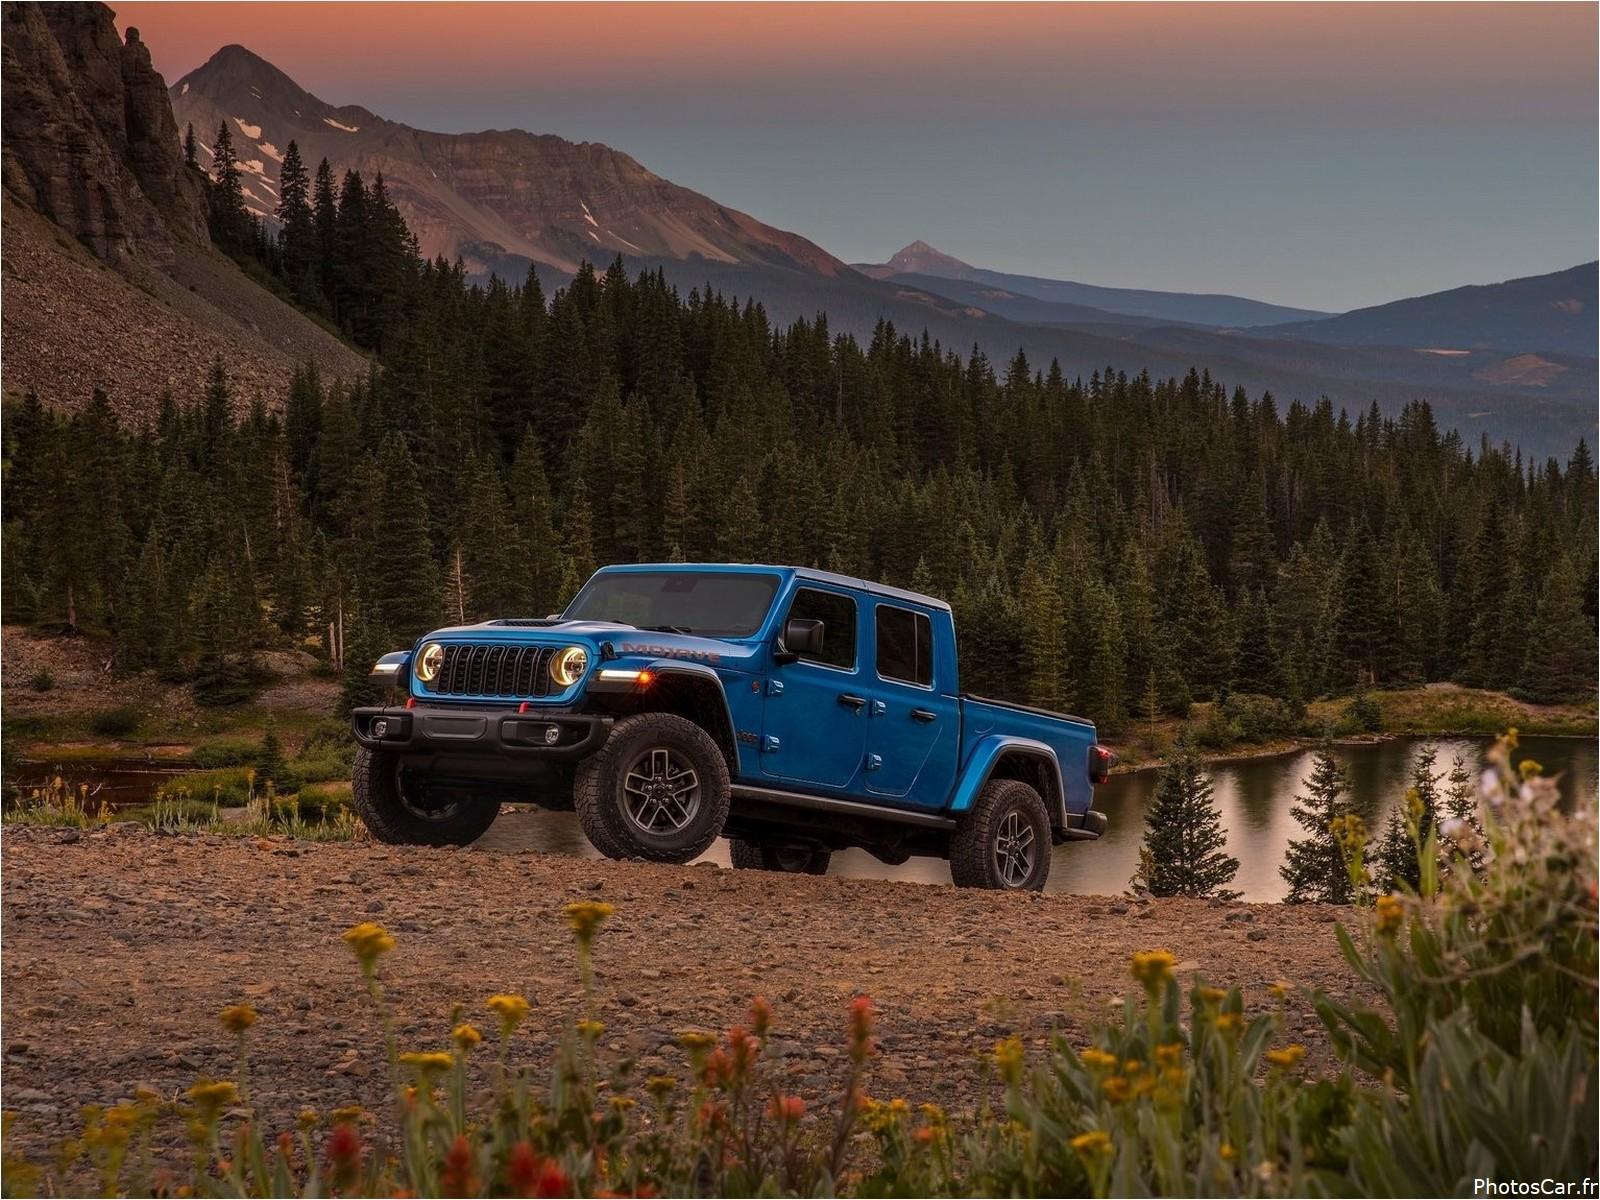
[766,1094,805,1122]
[440,1134,479,1196]
[848,995,876,1062]
[323,1121,363,1191]
[749,997,773,1039]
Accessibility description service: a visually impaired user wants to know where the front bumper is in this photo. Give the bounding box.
[352,704,612,767]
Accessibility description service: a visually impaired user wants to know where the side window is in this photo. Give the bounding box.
[785,588,856,669]
[876,605,933,686]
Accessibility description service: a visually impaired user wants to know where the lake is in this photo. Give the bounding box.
[474,734,1598,901]
[15,736,1595,901]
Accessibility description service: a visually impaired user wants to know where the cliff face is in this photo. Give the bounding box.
[171,43,847,280]
[1,1,205,266]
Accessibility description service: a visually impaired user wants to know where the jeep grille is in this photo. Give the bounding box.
[427,643,562,699]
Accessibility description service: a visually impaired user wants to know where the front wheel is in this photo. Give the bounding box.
[574,713,731,863]
[729,838,832,875]
[949,778,1051,890]
[351,746,501,846]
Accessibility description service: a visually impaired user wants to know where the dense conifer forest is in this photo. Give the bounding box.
[4,137,1596,722]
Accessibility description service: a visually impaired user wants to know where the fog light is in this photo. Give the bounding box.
[543,725,560,745]
[373,719,389,738]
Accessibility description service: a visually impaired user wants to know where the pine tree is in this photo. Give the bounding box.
[1020,550,1067,709]
[1281,742,1357,903]
[1520,552,1597,702]
[256,726,287,788]
[209,121,245,248]
[183,122,198,169]
[275,139,315,286]
[1135,739,1239,899]
[1374,742,1441,892]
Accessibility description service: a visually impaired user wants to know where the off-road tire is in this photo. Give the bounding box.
[352,746,501,846]
[949,777,1051,890]
[574,713,731,863]
[728,838,832,875]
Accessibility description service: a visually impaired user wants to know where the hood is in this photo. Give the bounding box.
[415,620,765,672]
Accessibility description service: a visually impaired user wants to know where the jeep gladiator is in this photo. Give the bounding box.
[351,564,1110,890]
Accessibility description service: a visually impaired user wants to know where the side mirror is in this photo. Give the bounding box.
[367,650,411,688]
[775,617,824,663]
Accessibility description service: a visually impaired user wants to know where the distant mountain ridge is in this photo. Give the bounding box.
[1259,262,1598,358]
[857,241,1331,328]
[171,44,847,280]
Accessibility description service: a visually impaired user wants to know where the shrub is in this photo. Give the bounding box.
[28,670,53,692]
[87,706,141,737]
[1343,691,1383,733]
[166,767,256,808]
[190,738,260,769]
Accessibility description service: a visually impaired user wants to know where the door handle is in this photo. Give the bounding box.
[837,693,867,710]
[911,708,937,723]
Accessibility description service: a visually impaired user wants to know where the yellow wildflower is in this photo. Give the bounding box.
[1070,1129,1113,1158]
[609,1096,637,1111]
[186,1080,238,1116]
[677,1030,717,1052]
[341,922,395,972]
[1100,1076,1130,1103]
[452,1023,483,1051]
[1079,1047,1118,1072]
[330,1105,365,1125]
[398,1051,454,1076]
[1195,986,1227,1006]
[993,1036,1025,1082]
[1215,1012,1243,1035]
[1219,1142,1237,1162]
[563,900,615,943]
[1269,979,1293,1000]
[1155,1042,1184,1067]
[1130,949,1177,990]
[297,1108,320,1130]
[1375,894,1404,937]
[1264,1044,1307,1070]
[888,1097,910,1116]
[219,1004,258,1033]
[645,1075,677,1099]
[576,1019,605,1040]
[487,993,531,1032]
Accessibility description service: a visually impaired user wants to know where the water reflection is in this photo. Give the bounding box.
[480,735,1597,901]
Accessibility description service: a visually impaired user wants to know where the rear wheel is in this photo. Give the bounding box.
[351,746,501,846]
[729,838,832,875]
[574,713,731,863]
[949,778,1051,890]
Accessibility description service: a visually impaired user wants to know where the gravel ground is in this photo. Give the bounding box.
[1,825,1366,1171]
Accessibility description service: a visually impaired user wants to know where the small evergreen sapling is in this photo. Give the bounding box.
[1375,742,1442,892]
[1281,741,1357,903]
[1135,738,1240,900]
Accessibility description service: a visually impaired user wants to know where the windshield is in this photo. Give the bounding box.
[562,571,781,637]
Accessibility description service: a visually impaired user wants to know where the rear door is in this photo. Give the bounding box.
[760,584,867,790]
[863,601,959,805]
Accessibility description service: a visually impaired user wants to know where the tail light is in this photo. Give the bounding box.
[1089,745,1115,785]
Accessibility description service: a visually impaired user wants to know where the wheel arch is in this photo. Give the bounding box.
[631,665,739,774]
[950,736,1068,831]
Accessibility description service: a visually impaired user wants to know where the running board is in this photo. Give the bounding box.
[730,784,958,830]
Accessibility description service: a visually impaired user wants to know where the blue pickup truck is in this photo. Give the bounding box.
[351,564,1110,890]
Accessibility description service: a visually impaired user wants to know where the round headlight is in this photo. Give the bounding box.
[550,645,589,688]
[417,642,445,683]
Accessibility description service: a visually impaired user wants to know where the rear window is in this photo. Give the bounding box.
[876,605,933,686]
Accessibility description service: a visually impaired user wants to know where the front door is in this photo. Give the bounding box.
[864,601,959,805]
[760,585,866,790]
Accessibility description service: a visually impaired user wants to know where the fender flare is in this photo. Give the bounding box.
[948,735,1069,830]
[628,661,740,771]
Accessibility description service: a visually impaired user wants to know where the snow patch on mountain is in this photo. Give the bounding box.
[258,141,284,163]
[322,117,359,133]
[233,117,262,139]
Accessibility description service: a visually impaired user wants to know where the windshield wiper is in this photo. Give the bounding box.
[637,624,693,634]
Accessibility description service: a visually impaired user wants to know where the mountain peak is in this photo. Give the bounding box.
[886,241,975,277]
[170,44,844,278]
